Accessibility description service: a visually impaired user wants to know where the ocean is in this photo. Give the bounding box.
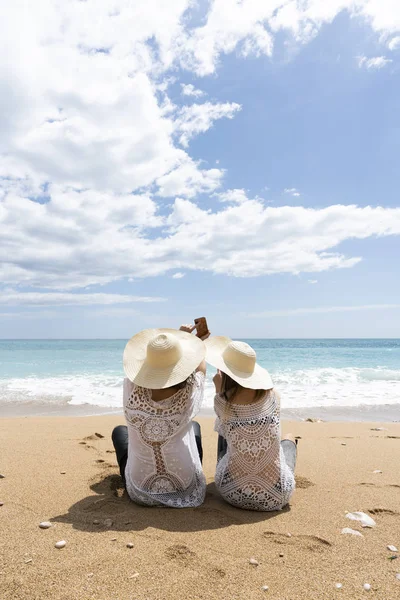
[0,339,399,419]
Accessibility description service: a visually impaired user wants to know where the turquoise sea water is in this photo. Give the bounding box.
[0,339,399,415]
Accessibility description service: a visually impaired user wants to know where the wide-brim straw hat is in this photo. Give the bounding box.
[123,328,205,389]
[205,336,273,390]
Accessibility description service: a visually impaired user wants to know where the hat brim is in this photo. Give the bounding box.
[204,336,273,390]
[123,328,205,389]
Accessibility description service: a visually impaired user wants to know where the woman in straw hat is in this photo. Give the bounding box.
[205,337,296,511]
[112,325,208,508]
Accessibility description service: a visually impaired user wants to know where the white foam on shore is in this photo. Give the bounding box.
[1,366,400,411]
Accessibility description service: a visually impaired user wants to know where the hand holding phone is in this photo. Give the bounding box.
[194,317,209,339]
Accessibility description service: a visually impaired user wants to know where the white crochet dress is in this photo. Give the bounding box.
[123,372,206,508]
[214,390,295,511]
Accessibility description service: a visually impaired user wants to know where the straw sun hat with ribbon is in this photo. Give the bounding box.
[123,328,205,389]
[205,336,273,390]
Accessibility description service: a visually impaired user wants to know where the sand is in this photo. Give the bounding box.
[0,416,399,600]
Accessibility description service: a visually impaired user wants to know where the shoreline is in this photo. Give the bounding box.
[1,401,399,422]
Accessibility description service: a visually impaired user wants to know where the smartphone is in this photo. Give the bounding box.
[194,317,209,339]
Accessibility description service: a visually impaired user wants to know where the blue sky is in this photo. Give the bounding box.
[0,1,399,338]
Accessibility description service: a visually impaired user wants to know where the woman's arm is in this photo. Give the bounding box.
[178,324,207,374]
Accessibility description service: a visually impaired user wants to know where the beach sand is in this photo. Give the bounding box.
[0,417,399,600]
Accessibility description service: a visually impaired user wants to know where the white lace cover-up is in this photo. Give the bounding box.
[123,372,206,508]
[214,390,295,511]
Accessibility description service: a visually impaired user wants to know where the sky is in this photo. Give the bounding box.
[1,0,400,339]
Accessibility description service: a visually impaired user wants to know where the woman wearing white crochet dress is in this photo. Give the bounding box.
[111,325,208,508]
[205,337,296,511]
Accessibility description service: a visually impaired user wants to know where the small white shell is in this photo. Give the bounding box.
[261,585,269,591]
[55,540,66,549]
[0,473,5,479]
[24,558,33,564]
[363,583,371,591]
[335,583,343,589]
[129,572,139,579]
[346,512,376,528]
[373,469,382,474]
[249,558,259,566]
[39,521,52,529]
[286,533,292,537]
[341,528,364,537]
[93,519,100,525]
[396,573,400,580]
[126,542,134,549]
[388,545,398,552]
[0,501,4,506]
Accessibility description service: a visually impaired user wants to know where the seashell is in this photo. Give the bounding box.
[363,583,371,591]
[249,558,259,566]
[370,427,387,431]
[126,543,134,549]
[55,540,66,549]
[111,537,117,542]
[388,545,398,552]
[279,553,284,557]
[373,470,382,474]
[341,528,364,537]
[346,512,376,528]
[261,585,269,591]
[24,558,33,564]
[0,473,5,478]
[396,573,400,580]
[335,583,343,589]
[60,471,66,475]
[93,519,100,525]
[39,521,52,529]
[286,533,292,537]
[341,443,347,446]
[104,519,113,528]
[0,501,3,506]
[87,573,94,578]
[129,572,139,579]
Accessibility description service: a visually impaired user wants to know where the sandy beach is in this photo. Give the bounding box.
[0,416,399,600]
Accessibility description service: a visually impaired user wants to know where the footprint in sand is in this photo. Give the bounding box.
[358,483,400,489]
[165,544,196,563]
[368,508,399,516]
[263,531,332,552]
[295,476,315,489]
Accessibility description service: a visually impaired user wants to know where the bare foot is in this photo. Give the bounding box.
[282,433,296,444]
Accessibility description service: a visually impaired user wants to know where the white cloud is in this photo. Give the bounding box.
[308,280,318,284]
[172,272,185,279]
[284,188,301,197]
[2,192,400,287]
[174,101,241,147]
[217,189,249,204]
[156,159,224,198]
[181,83,205,97]
[0,291,166,306]
[358,55,392,69]
[388,36,400,50]
[1,1,400,297]
[248,304,400,318]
